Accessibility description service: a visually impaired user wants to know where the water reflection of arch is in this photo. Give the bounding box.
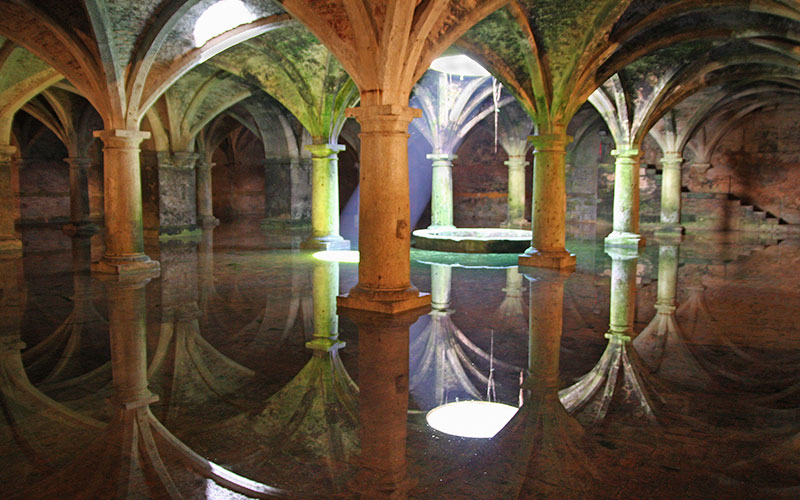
[410,256,526,411]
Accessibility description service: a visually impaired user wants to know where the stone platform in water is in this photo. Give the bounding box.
[412,228,531,253]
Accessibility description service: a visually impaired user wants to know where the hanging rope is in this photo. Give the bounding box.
[486,330,497,402]
[492,77,502,153]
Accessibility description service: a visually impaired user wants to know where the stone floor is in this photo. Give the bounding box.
[2,221,799,499]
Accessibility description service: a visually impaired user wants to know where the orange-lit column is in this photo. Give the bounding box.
[92,130,159,275]
[338,104,430,314]
[519,130,575,269]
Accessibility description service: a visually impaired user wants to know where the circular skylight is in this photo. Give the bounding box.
[193,0,257,47]
[429,55,491,77]
[312,250,360,263]
[426,400,518,438]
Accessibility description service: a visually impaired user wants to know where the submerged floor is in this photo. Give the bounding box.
[2,221,800,499]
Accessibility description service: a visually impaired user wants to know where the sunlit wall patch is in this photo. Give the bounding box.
[426,400,518,438]
[194,0,257,47]
[429,55,490,77]
[312,250,360,263]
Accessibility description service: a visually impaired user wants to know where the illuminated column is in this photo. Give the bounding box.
[518,131,575,269]
[92,130,160,275]
[63,157,98,236]
[427,153,456,230]
[306,259,342,351]
[196,159,219,228]
[503,155,528,229]
[605,148,644,248]
[303,144,349,250]
[656,152,685,236]
[338,104,430,314]
[0,145,20,253]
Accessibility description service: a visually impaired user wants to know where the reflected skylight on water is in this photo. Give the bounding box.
[426,400,518,438]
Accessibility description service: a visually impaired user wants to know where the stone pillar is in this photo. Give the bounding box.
[0,145,21,253]
[656,152,685,237]
[503,155,528,229]
[655,243,678,313]
[427,153,456,230]
[92,129,160,275]
[430,263,451,312]
[605,247,639,342]
[154,151,200,240]
[63,157,98,236]
[196,160,219,228]
[342,307,424,499]
[306,259,342,351]
[605,148,644,248]
[338,104,430,314]
[302,143,350,250]
[518,131,575,269]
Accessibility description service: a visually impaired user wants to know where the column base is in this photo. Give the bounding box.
[604,231,646,248]
[301,234,351,251]
[337,285,431,314]
[426,224,456,231]
[199,216,220,229]
[92,253,161,276]
[654,224,685,239]
[501,218,530,230]
[62,222,100,237]
[157,226,202,242]
[518,248,576,270]
[0,237,22,256]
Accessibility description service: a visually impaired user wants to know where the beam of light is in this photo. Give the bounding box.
[193,0,257,47]
[312,250,360,263]
[429,55,490,77]
[426,400,518,438]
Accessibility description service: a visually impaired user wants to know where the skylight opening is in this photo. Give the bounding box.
[193,0,257,47]
[430,55,491,77]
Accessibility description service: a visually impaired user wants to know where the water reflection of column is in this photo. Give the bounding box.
[559,248,661,426]
[197,228,217,316]
[634,242,712,389]
[344,307,427,499]
[307,259,342,350]
[493,266,527,334]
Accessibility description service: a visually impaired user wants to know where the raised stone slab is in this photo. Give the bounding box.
[412,228,531,254]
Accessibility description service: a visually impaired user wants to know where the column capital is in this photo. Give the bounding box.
[306,143,346,158]
[346,104,421,133]
[64,157,92,169]
[529,133,573,152]
[168,151,199,170]
[426,152,457,163]
[611,147,640,159]
[504,155,527,169]
[93,129,151,149]
[196,160,215,170]
[660,152,683,169]
[691,162,711,173]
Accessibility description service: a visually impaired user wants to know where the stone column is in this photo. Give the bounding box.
[605,247,639,343]
[196,160,219,228]
[656,152,684,236]
[63,157,98,236]
[0,145,20,253]
[338,104,430,314]
[302,143,350,250]
[605,148,644,248]
[92,129,159,275]
[157,151,200,240]
[503,155,528,229]
[306,259,342,351]
[518,131,575,269]
[427,153,456,230]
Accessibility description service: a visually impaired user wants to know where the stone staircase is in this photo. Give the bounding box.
[680,192,788,233]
